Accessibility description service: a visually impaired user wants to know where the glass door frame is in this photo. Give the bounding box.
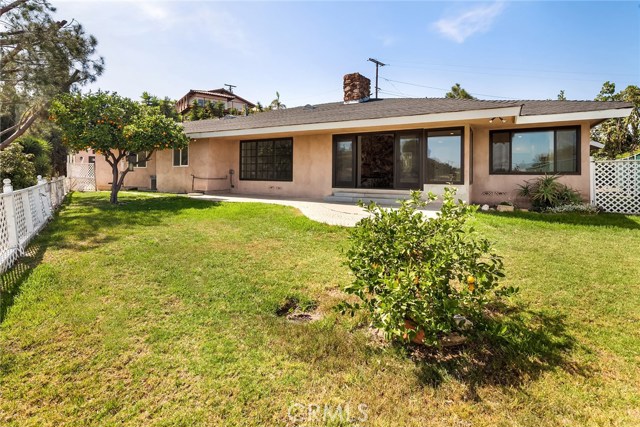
[332,135,357,188]
[332,127,465,189]
[394,130,424,190]
[424,127,465,185]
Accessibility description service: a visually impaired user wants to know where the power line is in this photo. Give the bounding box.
[378,89,410,98]
[387,64,618,84]
[386,60,637,78]
[383,78,414,98]
[381,77,516,99]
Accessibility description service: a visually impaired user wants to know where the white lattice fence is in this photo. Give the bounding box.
[593,159,640,214]
[0,176,70,274]
[67,162,96,191]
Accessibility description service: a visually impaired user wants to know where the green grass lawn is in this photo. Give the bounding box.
[1,192,639,426]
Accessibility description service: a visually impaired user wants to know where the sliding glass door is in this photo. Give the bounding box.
[332,127,464,189]
[333,136,355,187]
[395,132,421,189]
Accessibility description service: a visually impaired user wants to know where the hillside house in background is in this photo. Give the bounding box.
[175,88,255,116]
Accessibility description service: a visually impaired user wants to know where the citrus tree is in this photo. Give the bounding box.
[50,91,188,203]
[339,189,515,345]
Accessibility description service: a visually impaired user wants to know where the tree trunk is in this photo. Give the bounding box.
[110,164,120,204]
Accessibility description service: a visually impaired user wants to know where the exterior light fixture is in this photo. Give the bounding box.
[127,153,137,171]
[489,117,507,124]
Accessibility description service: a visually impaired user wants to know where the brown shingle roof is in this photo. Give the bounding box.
[182,98,632,135]
[189,90,236,99]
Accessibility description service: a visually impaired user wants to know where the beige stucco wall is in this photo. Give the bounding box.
[94,153,156,191]
[152,139,234,193]
[90,118,593,204]
[469,121,591,205]
[230,133,333,198]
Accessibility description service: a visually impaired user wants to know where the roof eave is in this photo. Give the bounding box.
[186,106,523,139]
[515,107,633,125]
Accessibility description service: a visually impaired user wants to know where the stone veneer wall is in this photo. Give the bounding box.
[343,73,371,103]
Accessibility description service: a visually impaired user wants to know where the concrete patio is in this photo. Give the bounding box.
[187,193,440,227]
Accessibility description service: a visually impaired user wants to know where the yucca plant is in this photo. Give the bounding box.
[517,175,582,210]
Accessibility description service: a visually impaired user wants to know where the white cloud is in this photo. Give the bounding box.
[137,2,171,22]
[378,35,397,47]
[433,1,506,43]
[61,1,254,55]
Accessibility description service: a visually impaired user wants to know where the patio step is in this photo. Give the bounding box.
[325,190,413,206]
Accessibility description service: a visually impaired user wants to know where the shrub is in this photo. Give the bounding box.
[0,143,37,189]
[339,188,515,346]
[517,175,582,211]
[546,203,600,214]
[17,135,53,178]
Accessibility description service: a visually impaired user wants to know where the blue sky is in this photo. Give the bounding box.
[54,1,639,107]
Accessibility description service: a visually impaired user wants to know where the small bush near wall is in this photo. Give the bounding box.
[339,188,517,346]
[546,204,600,214]
[517,175,582,211]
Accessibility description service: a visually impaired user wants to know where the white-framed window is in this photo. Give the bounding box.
[134,151,148,168]
[173,147,189,167]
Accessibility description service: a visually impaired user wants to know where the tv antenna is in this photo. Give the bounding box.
[224,84,236,93]
[367,58,386,99]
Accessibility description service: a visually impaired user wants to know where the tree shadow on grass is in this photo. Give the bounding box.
[411,303,586,400]
[479,210,640,230]
[42,192,221,252]
[0,241,47,323]
[0,192,220,323]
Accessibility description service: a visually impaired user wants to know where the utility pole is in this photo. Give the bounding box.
[224,84,236,93]
[368,58,386,99]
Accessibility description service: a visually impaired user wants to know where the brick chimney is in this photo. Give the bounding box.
[343,73,371,104]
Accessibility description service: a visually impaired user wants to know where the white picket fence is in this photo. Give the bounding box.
[0,176,69,274]
[591,159,640,214]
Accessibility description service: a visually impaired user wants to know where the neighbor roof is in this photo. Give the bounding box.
[179,89,256,108]
[183,98,632,136]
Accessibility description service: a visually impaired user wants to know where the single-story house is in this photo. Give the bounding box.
[89,73,633,205]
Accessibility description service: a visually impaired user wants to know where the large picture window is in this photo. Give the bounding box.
[490,127,579,174]
[240,138,293,181]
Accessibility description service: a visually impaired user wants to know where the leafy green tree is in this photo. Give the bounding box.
[140,92,181,121]
[204,100,225,119]
[186,100,202,121]
[50,91,188,204]
[0,0,104,150]
[557,90,567,101]
[0,143,36,189]
[27,119,67,176]
[592,81,640,158]
[185,99,227,121]
[16,135,52,178]
[445,83,475,100]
